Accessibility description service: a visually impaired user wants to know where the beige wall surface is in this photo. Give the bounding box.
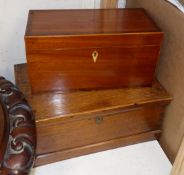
[179,0,184,4]
[170,136,184,175]
[126,0,184,163]
[101,0,118,8]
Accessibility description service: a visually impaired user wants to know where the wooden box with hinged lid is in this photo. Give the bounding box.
[15,64,171,167]
[25,8,163,94]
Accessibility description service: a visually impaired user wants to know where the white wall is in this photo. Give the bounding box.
[0,0,125,82]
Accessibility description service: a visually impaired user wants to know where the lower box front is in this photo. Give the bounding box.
[35,104,164,166]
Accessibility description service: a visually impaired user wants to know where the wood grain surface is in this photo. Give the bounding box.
[36,104,164,155]
[25,9,161,36]
[26,34,163,51]
[25,9,163,93]
[35,130,160,167]
[14,64,171,166]
[14,64,171,124]
[27,45,161,93]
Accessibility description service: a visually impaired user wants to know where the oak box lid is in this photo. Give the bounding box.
[25,8,161,37]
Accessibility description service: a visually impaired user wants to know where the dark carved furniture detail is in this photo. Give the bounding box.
[0,77,36,175]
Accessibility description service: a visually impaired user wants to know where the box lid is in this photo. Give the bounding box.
[25,8,161,37]
[14,64,171,126]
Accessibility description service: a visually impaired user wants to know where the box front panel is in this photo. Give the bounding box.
[36,104,164,155]
[27,45,161,93]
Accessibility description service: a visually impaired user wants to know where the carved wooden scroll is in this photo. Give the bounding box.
[0,77,36,175]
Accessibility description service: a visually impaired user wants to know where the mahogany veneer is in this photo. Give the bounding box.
[25,8,163,94]
[0,105,4,149]
[15,64,171,167]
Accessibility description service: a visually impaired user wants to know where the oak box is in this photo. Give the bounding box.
[25,9,163,93]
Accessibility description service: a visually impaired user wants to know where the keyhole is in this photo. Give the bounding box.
[95,116,103,124]
[92,50,99,63]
